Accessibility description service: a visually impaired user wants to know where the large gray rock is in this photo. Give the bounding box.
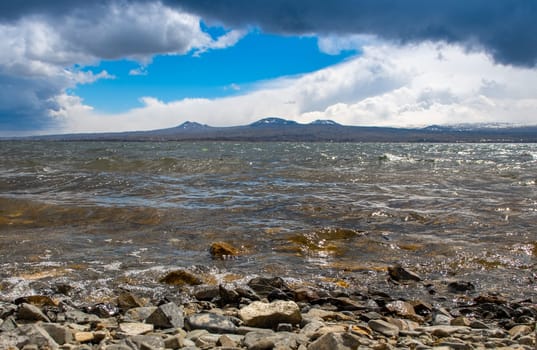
[185,312,238,334]
[307,332,362,350]
[239,300,301,328]
[17,303,50,322]
[145,302,183,329]
[4,324,60,350]
[41,323,74,345]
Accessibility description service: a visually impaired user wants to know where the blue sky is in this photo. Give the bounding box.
[1,1,537,135]
[77,31,355,113]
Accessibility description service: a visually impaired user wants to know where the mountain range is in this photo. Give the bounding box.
[14,117,537,142]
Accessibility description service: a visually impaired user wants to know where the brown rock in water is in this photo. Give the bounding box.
[209,241,239,259]
[388,264,422,282]
[159,270,203,286]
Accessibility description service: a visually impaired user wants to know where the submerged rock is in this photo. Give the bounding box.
[209,241,239,259]
[159,269,203,286]
[388,264,422,282]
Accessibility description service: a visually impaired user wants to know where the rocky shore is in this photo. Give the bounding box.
[1,262,536,350]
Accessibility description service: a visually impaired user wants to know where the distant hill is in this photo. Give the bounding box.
[11,118,537,142]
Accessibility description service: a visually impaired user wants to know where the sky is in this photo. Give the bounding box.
[1,1,537,136]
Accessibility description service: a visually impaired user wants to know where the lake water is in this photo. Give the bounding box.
[1,141,536,302]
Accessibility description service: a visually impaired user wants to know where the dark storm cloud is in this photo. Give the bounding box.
[170,0,537,67]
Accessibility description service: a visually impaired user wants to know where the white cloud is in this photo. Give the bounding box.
[54,41,537,134]
[0,1,244,134]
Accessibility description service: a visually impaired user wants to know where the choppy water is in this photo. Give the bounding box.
[1,141,536,302]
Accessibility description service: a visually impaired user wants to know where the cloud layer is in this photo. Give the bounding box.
[1,1,537,135]
[54,42,537,133]
[0,1,240,134]
[173,0,537,67]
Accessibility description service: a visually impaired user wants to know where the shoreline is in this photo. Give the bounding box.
[1,265,536,349]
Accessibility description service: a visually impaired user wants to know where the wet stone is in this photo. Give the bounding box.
[388,264,422,282]
[159,269,203,286]
[65,310,100,324]
[209,241,239,259]
[247,277,290,298]
[447,281,476,293]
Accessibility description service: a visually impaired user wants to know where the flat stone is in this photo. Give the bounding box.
[118,322,154,336]
[65,310,100,324]
[310,324,348,340]
[239,300,301,328]
[145,302,184,329]
[368,319,399,337]
[308,332,362,350]
[185,312,238,334]
[508,324,533,338]
[15,295,59,307]
[17,303,50,322]
[417,325,469,337]
[74,332,94,343]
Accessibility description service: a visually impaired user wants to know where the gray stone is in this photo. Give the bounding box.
[368,319,399,337]
[131,335,165,350]
[416,325,469,337]
[41,323,74,345]
[15,324,60,350]
[185,312,238,334]
[65,310,100,324]
[307,332,362,350]
[145,302,183,329]
[118,322,154,336]
[123,307,158,322]
[239,300,301,328]
[0,315,18,332]
[243,331,302,350]
[17,303,50,322]
[195,333,220,348]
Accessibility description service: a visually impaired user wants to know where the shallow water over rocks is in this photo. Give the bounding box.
[0,141,536,302]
